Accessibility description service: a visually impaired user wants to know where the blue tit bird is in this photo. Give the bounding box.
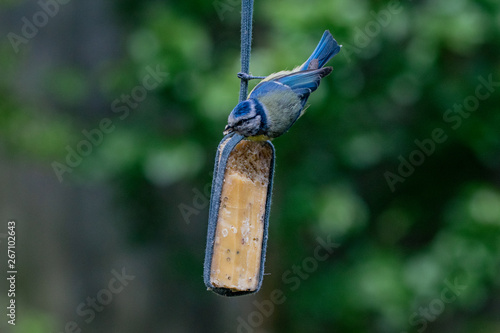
[223,30,341,140]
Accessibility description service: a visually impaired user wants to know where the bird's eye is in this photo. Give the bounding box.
[235,120,244,127]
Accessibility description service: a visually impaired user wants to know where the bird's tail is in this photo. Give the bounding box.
[300,30,341,71]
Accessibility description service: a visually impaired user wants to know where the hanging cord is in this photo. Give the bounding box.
[238,0,265,102]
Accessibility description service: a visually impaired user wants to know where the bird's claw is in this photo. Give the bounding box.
[237,72,266,81]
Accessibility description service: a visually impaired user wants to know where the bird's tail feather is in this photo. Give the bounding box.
[300,30,341,71]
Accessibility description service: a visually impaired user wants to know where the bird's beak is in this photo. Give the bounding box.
[223,125,233,135]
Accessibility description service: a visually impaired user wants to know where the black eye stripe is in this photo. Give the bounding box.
[235,114,259,127]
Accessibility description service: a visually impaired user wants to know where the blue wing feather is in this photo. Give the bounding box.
[249,81,290,100]
[277,68,330,90]
[275,67,332,106]
[250,67,331,107]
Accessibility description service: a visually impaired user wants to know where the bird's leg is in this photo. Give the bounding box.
[237,72,266,81]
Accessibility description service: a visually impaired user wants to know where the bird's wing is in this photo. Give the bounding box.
[248,80,291,100]
[250,67,332,109]
[275,67,332,98]
[258,70,293,83]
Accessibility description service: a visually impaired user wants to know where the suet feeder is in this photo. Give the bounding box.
[204,133,275,296]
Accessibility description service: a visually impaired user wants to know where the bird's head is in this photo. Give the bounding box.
[224,99,267,138]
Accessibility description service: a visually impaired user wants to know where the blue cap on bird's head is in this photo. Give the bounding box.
[224,99,268,138]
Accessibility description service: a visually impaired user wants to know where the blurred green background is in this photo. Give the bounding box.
[1,0,499,332]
